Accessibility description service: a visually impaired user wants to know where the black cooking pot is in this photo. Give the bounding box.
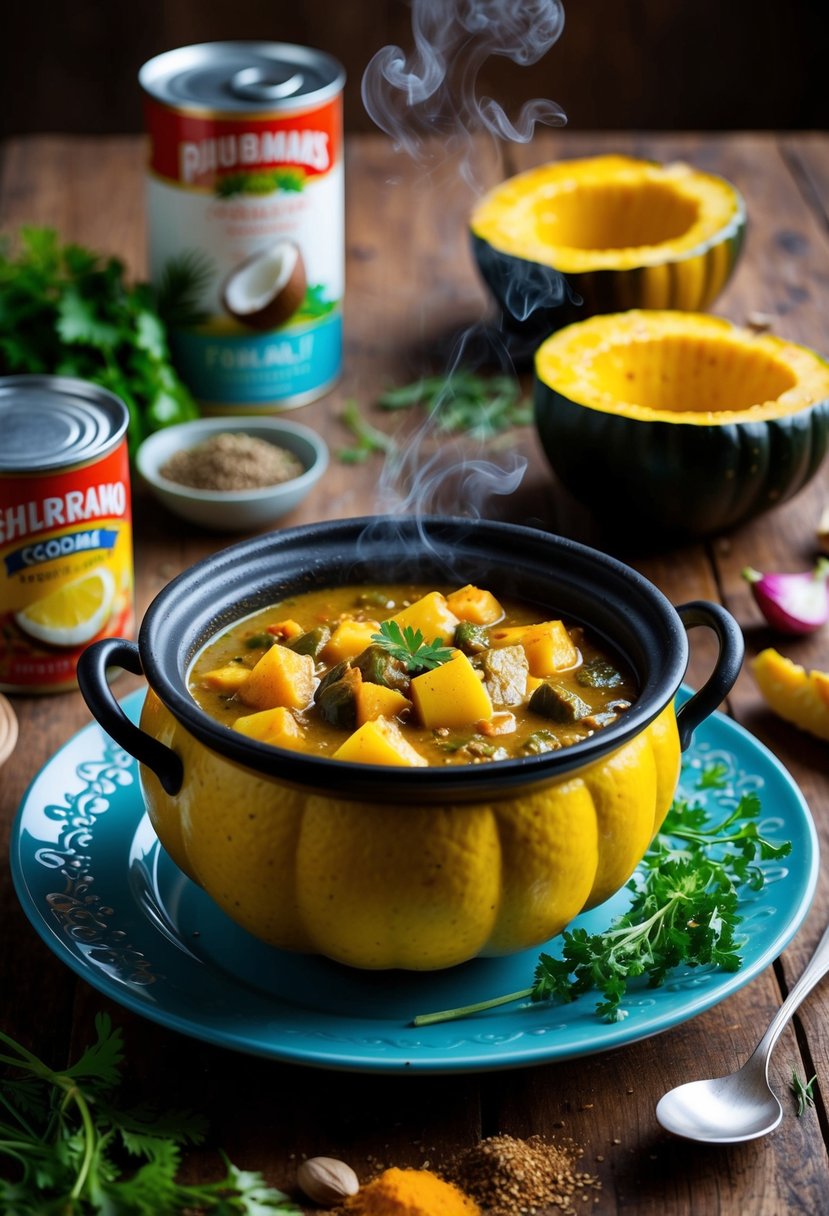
[78,515,743,802]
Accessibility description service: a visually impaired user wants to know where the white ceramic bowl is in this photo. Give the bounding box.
[135,416,328,532]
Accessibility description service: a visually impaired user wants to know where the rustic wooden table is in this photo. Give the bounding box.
[1,130,829,1214]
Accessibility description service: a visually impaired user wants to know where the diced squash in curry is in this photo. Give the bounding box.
[233,706,305,749]
[333,718,428,766]
[410,651,495,729]
[189,582,637,766]
[237,644,316,711]
[391,591,459,645]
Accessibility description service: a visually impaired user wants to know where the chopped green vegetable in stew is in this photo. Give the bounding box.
[188,583,637,766]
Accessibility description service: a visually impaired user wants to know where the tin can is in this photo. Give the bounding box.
[0,377,134,693]
[140,41,345,413]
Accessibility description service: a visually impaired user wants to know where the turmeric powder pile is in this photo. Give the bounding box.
[336,1166,480,1216]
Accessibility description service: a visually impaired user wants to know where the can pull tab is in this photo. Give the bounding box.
[231,66,305,101]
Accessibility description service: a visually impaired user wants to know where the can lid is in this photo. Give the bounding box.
[139,41,345,112]
[0,376,129,473]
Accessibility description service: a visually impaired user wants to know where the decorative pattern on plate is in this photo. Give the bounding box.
[10,687,819,1073]
[32,736,159,988]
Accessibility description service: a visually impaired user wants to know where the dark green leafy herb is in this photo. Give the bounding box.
[378,369,532,440]
[371,620,454,672]
[791,1070,817,1116]
[0,227,199,455]
[413,777,792,1026]
[0,1012,300,1214]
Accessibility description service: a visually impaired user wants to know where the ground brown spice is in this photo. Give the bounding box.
[445,1133,600,1215]
[160,431,303,491]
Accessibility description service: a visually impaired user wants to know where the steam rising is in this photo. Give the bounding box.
[362,0,566,167]
[357,0,565,548]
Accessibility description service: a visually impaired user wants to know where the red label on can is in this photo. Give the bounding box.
[0,440,134,692]
[144,99,342,189]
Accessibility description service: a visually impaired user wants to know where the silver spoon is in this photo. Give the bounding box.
[656,920,829,1143]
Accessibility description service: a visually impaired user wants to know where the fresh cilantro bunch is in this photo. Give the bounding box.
[0,227,199,456]
[372,619,455,672]
[414,776,792,1026]
[0,1013,299,1214]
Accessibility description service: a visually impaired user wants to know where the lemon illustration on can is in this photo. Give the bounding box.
[14,568,116,648]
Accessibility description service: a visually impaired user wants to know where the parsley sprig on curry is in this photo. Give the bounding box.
[189,584,636,766]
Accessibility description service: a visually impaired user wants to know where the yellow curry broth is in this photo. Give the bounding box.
[188,583,637,765]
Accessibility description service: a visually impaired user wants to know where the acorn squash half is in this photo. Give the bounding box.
[471,155,745,342]
[534,311,829,540]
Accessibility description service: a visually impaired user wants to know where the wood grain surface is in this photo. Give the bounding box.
[1,130,828,1214]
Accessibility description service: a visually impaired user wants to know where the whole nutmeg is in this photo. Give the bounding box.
[296,1156,360,1207]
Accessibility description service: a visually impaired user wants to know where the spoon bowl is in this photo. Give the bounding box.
[656,1068,783,1144]
[656,919,829,1143]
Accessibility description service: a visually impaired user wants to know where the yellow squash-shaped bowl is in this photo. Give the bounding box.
[75,519,744,973]
[140,692,680,971]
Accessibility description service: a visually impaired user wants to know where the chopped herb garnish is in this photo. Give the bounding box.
[371,619,454,672]
[413,788,792,1026]
[696,761,730,790]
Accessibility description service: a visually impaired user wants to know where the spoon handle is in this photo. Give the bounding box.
[751,920,829,1070]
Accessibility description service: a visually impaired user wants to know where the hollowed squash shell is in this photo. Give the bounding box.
[471,155,746,340]
[534,310,829,539]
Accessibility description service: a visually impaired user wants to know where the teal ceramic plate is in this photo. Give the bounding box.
[11,689,819,1074]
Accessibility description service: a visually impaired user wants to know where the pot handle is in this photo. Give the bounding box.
[674,601,745,750]
[76,638,184,796]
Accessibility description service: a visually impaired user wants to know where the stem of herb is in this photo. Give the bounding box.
[413,987,534,1027]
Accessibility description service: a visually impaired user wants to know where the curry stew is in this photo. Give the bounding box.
[188,583,638,766]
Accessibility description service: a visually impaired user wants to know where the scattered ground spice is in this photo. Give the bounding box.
[445,1133,601,1215]
[335,1166,479,1215]
[160,431,303,491]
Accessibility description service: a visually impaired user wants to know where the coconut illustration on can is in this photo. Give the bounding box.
[140,42,345,412]
[222,241,307,331]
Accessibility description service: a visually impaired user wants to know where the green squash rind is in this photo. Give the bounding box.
[471,206,746,345]
[533,378,829,540]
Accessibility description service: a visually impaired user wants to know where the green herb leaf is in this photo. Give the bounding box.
[413,787,791,1027]
[372,619,454,672]
[0,226,200,455]
[338,398,396,463]
[791,1070,817,1117]
[377,369,532,439]
[0,1017,301,1213]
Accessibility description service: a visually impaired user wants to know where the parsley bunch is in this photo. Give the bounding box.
[372,619,455,672]
[0,1013,299,1214]
[414,776,792,1026]
[0,227,199,456]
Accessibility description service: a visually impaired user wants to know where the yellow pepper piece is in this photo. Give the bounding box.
[392,591,459,644]
[321,618,380,665]
[355,682,412,725]
[489,620,579,677]
[333,718,428,766]
[446,584,504,625]
[238,644,316,711]
[233,706,305,750]
[410,651,493,729]
[198,664,252,693]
